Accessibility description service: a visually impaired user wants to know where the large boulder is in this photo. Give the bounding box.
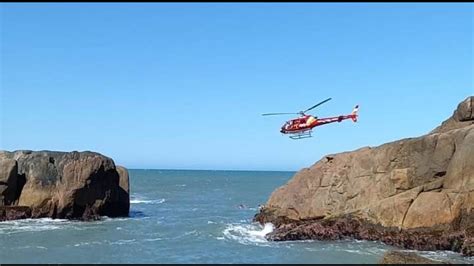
[0,150,130,220]
[255,96,474,255]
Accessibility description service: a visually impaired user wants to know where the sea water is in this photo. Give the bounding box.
[0,170,472,264]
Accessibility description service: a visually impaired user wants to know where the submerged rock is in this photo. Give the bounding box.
[0,150,130,221]
[255,96,474,255]
[379,251,449,264]
[0,206,32,221]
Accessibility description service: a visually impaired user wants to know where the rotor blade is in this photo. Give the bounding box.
[303,97,332,113]
[261,112,298,116]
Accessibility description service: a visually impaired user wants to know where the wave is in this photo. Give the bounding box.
[0,215,138,235]
[0,218,71,234]
[142,237,162,242]
[402,250,474,264]
[222,222,274,246]
[130,198,166,204]
[16,245,48,250]
[108,239,137,245]
[72,241,103,247]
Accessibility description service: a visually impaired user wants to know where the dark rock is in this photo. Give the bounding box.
[263,214,471,254]
[461,238,473,257]
[0,158,21,206]
[0,206,32,221]
[117,166,130,216]
[379,251,449,264]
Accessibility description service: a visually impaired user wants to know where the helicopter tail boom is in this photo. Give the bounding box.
[350,105,359,122]
[310,104,359,127]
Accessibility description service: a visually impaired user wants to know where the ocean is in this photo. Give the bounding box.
[0,169,472,264]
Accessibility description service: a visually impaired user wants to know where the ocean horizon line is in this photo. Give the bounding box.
[126,168,297,173]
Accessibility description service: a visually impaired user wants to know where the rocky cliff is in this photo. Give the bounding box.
[255,96,474,256]
[0,150,130,221]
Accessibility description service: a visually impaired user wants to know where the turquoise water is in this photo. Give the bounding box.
[0,169,472,263]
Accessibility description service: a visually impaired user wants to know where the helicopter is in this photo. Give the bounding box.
[262,98,359,139]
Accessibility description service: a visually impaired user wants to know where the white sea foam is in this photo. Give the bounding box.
[100,216,131,222]
[16,245,48,250]
[0,218,71,234]
[184,230,198,236]
[142,238,162,242]
[108,239,137,245]
[0,218,69,224]
[72,241,103,247]
[130,198,166,204]
[222,222,274,246]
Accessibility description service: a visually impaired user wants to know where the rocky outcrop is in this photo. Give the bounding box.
[432,96,474,134]
[0,150,130,221]
[379,251,449,264]
[255,96,474,255]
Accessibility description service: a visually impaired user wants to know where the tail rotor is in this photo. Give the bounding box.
[351,105,359,122]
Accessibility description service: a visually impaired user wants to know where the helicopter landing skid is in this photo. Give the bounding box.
[288,130,313,140]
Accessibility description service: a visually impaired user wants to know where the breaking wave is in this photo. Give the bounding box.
[130,198,166,204]
[222,222,274,246]
[0,218,70,234]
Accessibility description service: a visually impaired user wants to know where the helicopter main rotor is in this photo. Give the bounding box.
[261,97,332,116]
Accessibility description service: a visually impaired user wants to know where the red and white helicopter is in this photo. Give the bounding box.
[262,98,359,139]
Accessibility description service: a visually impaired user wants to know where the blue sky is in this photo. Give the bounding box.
[1,3,472,171]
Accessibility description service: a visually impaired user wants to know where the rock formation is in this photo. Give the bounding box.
[255,96,474,256]
[0,150,130,221]
[379,251,449,264]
